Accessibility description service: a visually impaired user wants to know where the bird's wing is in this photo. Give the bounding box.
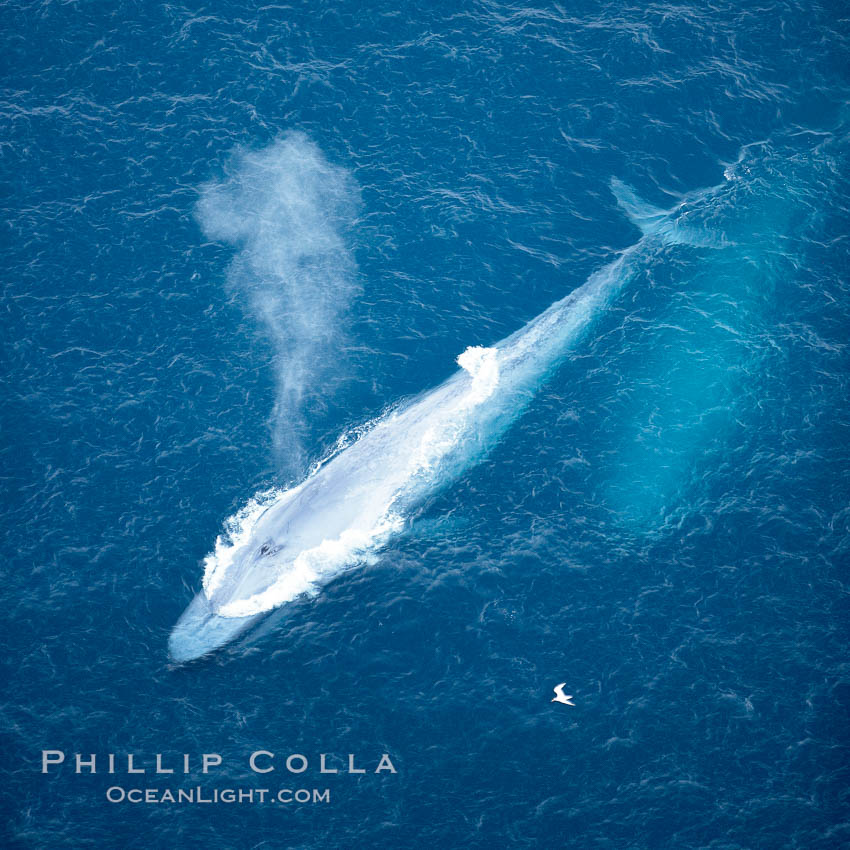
[553,683,567,697]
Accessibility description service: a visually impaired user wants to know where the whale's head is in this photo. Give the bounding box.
[168,536,288,663]
[168,591,264,663]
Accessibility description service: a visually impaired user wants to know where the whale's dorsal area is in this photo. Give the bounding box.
[170,146,819,661]
[170,176,710,660]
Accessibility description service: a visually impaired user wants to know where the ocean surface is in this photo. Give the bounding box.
[2,1,849,847]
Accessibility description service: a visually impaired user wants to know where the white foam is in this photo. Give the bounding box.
[457,345,500,403]
[406,346,500,480]
[217,512,404,617]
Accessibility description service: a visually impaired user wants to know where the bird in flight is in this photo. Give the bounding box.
[551,684,575,706]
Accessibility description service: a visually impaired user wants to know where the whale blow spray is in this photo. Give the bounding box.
[195,133,360,471]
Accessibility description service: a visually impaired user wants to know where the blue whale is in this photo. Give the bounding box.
[169,163,767,663]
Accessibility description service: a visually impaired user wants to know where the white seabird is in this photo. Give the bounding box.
[551,684,576,706]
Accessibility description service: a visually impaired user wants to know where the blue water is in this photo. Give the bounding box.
[2,1,849,847]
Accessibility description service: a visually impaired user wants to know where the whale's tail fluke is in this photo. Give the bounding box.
[610,177,721,248]
[610,177,673,237]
